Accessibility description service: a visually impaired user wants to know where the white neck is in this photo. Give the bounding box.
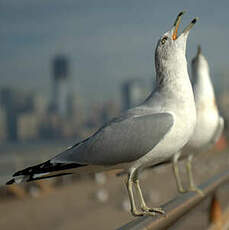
[192,65,215,103]
[156,56,192,96]
[145,54,194,106]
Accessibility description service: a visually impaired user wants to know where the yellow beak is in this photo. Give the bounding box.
[172,11,185,40]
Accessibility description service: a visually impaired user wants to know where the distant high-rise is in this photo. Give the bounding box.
[122,78,153,111]
[0,88,34,142]
[50,55,70,117]
[0,88,17,141]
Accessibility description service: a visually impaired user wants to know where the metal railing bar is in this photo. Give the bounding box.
[117,169,229,230]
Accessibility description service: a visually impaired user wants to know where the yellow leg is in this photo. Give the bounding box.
[186,155,204,196]
[126,169,166,217]
[135,179,165,215]
[126,171,143,216]
[172,152,186,193]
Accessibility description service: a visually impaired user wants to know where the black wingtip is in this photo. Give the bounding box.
[12,161,86,178]
[13,168,30,177]
[6,179,15,185]
[12,160,52,177]
[10,161,86,185]
[13,171,23,177]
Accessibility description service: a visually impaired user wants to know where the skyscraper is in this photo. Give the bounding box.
[50,55,70,117]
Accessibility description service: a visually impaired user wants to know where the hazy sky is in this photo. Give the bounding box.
[1,0,229,102]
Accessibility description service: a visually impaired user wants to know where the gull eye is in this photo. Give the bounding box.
[161,36,168,45]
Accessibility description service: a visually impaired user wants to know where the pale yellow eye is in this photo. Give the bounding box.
[161,36,168,45]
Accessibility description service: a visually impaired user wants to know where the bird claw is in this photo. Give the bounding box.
[189,186,204,197]
[141,206,166,216]
[131,210,145,217]
[178,187,186,193]
[143,210,157,216]
[131,206,166,217]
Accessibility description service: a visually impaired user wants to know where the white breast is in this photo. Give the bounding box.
[187,101,219,150]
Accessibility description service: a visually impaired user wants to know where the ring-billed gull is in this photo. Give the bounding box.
[7,11,198,217]
[173,46,224,195]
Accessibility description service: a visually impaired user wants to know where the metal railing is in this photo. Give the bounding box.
[117,169,229,230]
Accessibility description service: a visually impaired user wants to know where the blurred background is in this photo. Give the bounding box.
[1,0,229,229]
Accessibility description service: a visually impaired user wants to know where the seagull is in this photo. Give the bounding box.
[173,46,224,195]
[6,11,198,217]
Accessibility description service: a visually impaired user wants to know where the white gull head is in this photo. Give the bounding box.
[191,45,215,102]
[191,45,210,82]
[155,11,198,74]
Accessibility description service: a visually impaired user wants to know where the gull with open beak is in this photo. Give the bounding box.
[173,46,224,195]
[6,12,197,217]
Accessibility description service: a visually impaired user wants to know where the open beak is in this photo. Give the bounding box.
[172,11,185,40]
[172,11,198,40]
[182,17,198,35]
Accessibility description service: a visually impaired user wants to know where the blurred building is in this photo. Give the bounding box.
[17,112,40,141]
[0,88,17,141]
[121,78,153,111]
[99,101,120,124]
[0,106,7,142]
[50,55,70,118]
[0,88,34,142]
[218,91,229,133]
[33,94,48,116]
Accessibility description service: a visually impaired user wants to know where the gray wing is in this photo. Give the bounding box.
[210,116,224,145]
[51,113,174,165]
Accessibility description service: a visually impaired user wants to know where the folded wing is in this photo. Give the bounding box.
[52,113,174,165]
